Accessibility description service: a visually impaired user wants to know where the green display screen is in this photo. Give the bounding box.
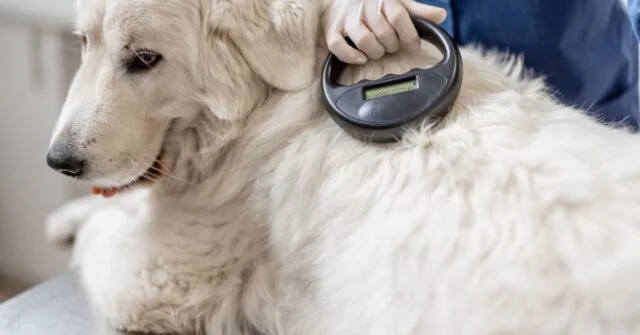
[363,78,418,100]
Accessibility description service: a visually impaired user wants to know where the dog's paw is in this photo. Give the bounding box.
[45,195,106,248]
[46,208,81,248]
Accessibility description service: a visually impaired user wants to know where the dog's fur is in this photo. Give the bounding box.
[45,0,640,334]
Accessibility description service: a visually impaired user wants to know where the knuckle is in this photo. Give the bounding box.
[378,26,396,40]
[398,28,419,43]
[386,42,400,53]
[369,50,385,60]
[387,10,406,26]
[327,36,343,51]
[354,31,376,47]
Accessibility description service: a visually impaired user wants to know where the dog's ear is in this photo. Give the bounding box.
[212,0,320,91]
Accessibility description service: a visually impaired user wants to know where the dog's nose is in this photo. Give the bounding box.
[46,145,85,177]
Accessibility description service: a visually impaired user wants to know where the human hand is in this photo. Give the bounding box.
[322,0,447,64]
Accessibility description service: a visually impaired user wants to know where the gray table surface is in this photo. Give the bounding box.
[0,270,154,335]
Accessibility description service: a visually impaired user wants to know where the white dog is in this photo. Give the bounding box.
[45,0,640,334]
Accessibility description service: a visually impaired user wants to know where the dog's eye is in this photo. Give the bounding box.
[127,50,163,74]
[80,35,87,48]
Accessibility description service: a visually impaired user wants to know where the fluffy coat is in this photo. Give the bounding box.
[46,0,640,334]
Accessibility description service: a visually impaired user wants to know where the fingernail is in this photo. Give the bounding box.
[355,55,367,64]
[436,8,447,22]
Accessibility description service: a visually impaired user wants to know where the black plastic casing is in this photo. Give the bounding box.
[321,17,463,143]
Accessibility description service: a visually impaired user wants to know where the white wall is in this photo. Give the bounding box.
[0,0,75,29]
[0,14,80,286]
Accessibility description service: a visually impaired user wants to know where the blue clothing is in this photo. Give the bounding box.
[419,0,640,131]
[631,0,640,42]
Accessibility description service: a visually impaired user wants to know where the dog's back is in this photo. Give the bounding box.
[236,38,640,334]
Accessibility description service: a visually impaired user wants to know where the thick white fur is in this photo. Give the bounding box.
[46,0,640,334]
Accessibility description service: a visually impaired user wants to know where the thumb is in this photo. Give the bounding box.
[402,0,447,24]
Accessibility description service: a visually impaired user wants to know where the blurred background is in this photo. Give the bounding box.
[0,0,86,300]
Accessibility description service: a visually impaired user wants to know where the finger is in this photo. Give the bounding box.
[362,1,400,54]
[382,0,420,51]
[402,0,447,24]
[326,29,368,64]
[345,2,386,60]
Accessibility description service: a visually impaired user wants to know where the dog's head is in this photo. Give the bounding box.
[46,0,319,195]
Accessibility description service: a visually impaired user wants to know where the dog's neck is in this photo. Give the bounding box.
[152,89,321,206]
[151,43,459,218]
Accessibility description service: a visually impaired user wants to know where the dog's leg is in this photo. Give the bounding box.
[45,189,150,250]
[47,190,200,333]
[45,194,110,248]
[74,204,183,334]
[74,201,252,335]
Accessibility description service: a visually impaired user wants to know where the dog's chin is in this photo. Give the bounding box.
[91,122,178,198]
[91,151,165,198]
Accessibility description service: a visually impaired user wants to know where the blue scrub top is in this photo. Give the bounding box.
[419,0,640,131]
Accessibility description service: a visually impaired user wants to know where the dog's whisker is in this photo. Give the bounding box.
[132,156,200,187]
[149,167,200,186]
